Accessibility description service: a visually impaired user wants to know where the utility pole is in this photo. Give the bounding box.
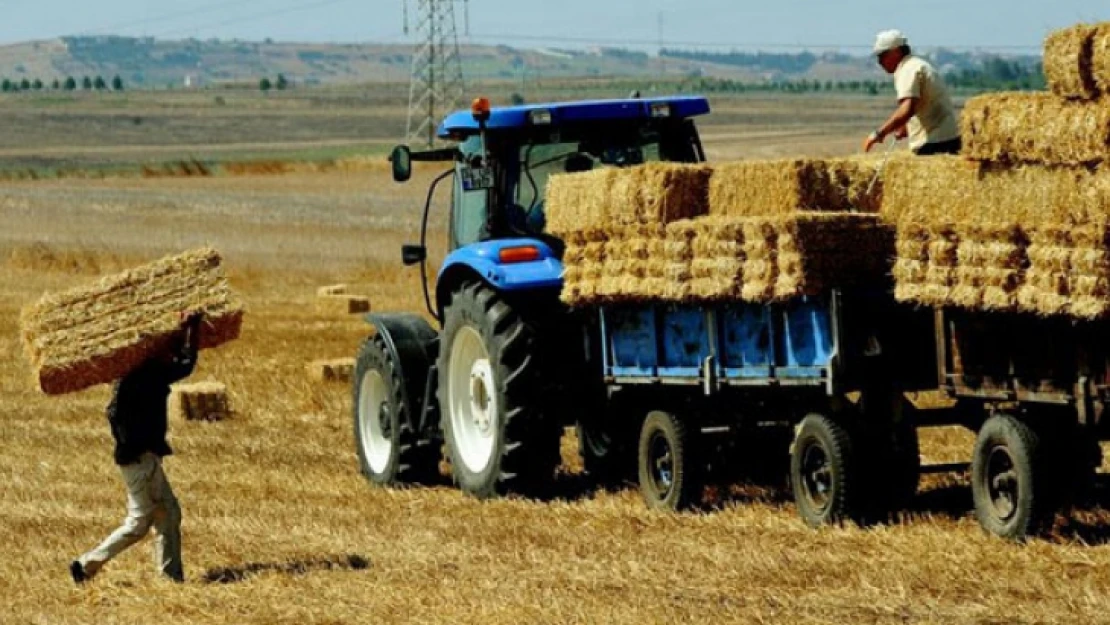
[404,0,467,147]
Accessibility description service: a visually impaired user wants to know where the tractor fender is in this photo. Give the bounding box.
[435,238,563,312]
[362,313,440,436]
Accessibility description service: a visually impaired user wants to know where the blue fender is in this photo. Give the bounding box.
[436,238,563,306]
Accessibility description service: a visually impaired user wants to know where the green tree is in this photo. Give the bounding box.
[81,76,92,90]
[32,79,43,90]
[1,79,11,92]
[275,73,288,90]
[111,75,123,91]
[94,76,107,90]
[259,77,272,92]
[51,78,60,90]
[63,76,76,90]
[19,78,30,90]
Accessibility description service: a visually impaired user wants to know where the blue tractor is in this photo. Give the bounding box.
[353,95,712,499]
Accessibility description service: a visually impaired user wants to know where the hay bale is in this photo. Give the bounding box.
[1093,24,1110,95]
[316,294,371,316]
[770,213,895,300]
[1044,24,1099,99]
[316,284,348,297]
[709,157,883,217]
[545,164,711,236]
[169,381,231,422]
[961,92,1110,165]
[20,247,244,396]
[307,358,356,383]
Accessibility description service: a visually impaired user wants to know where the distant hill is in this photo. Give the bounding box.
[0,35,1040,89]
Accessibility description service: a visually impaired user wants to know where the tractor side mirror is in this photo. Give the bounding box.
[402,244,427,266]
[390,145,412,182]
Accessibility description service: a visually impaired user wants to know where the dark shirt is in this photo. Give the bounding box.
[107,331,199,466]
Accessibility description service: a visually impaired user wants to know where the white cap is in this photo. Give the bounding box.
[873,29,907,55]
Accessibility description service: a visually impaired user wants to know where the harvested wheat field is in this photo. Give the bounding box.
[6,163,1110,625]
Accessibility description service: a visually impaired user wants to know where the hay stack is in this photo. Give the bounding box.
[662,220,698,302]
[316,294,371,315]
[169,382,231,421]
[307,358,357,383]
[961,92,1110,165]
[689,218,745,300]
[21,247,243,396]
[709,157,883,217]
[773,213,894,300]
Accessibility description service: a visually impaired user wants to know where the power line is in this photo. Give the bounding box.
[74,0,276,37]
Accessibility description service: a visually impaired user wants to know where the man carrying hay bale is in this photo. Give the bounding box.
[864,30,961,156]
[70,312,203,585]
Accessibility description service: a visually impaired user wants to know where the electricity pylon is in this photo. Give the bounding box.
[403,0,467,147]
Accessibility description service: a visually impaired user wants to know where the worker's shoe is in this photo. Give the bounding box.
[70,560,88,585]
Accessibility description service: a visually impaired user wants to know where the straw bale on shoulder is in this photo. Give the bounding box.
[21,247,244,396]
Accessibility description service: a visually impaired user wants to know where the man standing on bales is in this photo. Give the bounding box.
[863,29,962,156]
[70,311,203,585]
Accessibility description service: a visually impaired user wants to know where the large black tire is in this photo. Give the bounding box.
[971,414,1053,540]
[353,335,439,486]
[437,283,561,498]
[637,410,701,511]
[790,413,861,527]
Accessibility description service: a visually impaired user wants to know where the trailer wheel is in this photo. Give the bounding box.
[637,410,701,511]
[790,414,860,527]
[438,282,560,498]
[971,414,1052,540]
[353,335,438,485]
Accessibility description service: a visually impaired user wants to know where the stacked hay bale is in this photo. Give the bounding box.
[546,163,712,306]
[547,156,890,306]
[21,247,244,395]
[889,22,1110,319]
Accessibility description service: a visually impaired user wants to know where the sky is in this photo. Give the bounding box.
[0,0,1103,54]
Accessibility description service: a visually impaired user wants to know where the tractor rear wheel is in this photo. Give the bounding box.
[438,282,561,498]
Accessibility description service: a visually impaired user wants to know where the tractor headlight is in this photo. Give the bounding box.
[529,109,552,125]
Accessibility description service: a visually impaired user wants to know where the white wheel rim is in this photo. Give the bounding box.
[448,326,498,474]
[358,369,393,475]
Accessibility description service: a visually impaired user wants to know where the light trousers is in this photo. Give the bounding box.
[79,452,183,581]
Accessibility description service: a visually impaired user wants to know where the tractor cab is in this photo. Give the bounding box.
[391,95,710,255]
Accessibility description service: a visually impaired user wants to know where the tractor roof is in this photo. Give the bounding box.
[436,95,710,139]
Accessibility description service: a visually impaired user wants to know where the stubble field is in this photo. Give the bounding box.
[3,89,1110,624]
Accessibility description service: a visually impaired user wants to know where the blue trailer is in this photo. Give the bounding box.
[353,95,1103,540]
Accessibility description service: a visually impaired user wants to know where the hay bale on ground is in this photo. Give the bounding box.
[169,381,231,422]
[20,247,244,396]
[316,284,348,297]
[307,358,356,383]
[316,294,371,315]
[961,92,1110,165]
[709,157,883,217]
[1044,23,1099,99]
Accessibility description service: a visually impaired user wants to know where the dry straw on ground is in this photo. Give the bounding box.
[960,92,1110,165]
[307,358,357,383]
[20,247,244,395]
[169,381,231,421]
[316,294,371,315]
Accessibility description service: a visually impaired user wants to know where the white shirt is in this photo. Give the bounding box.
[893,55,960,150]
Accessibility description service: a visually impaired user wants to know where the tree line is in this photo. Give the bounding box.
[1,75,124,93]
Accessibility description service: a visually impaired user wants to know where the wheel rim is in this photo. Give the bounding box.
[647,430,674,499]
[448,326,498,474]
[984,445,1019,522]
[800,441,832,513]
[358,369,393,475]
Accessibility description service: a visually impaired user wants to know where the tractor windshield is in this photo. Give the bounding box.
[511,119,703,234]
